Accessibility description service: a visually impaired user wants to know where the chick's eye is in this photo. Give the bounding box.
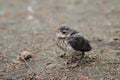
[62,31,66,34]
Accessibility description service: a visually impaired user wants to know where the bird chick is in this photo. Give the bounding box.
[56,26,92,67]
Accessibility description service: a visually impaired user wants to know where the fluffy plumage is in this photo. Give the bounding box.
[56,26,92,67]
[68,36,92,52]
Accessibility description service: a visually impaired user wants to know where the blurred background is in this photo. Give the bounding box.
[0,0,120,79]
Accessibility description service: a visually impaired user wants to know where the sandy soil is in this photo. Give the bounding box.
[0,0,120,80]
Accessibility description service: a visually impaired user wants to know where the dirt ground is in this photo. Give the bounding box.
[0,0,120,80]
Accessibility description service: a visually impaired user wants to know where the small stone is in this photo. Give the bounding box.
[46,62,52,65]
[46,64,56,69]
[18,51,33,61]
[27,5,35,13]
[27,15,34,20]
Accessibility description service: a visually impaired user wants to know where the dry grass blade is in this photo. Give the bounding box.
[22,57,36,80]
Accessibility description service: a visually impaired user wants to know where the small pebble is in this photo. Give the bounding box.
[46,62,52,65]
[27,15,34,20]
[46,64,56,69]
[27,5,35,13]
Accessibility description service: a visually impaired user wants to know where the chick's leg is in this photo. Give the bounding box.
[67,52,85,68]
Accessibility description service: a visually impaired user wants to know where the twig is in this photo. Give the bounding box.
[22,58,36,80]
[106,62,120,64]
[103,62,120,64]
[29,73,36,80]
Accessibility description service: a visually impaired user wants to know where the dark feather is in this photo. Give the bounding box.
[70,30,78,35]
[58,26,70,31]
[68,36,92,52]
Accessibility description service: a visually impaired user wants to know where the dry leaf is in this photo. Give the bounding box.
[18,51,33,61]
